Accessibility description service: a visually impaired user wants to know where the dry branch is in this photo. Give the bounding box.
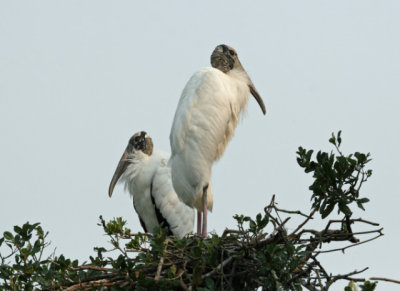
[370,277,400,284]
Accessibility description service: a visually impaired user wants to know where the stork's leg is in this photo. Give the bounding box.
[202,185,208,238]
[197,211,202,235]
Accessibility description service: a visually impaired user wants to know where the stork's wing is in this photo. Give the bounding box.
[169,67,232,158]
[151,164,195,238]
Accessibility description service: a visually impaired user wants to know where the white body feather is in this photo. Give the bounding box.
[169,67,250,211]
[120,150,194,238]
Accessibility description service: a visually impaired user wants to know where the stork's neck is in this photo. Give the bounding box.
[121,151,150,187]
[226,67,250,84]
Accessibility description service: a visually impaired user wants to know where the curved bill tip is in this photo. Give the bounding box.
[108,179,117,197]
[249,84,266,115]
[108,150,129,197]
[109,170,121,197]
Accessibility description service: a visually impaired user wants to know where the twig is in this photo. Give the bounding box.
[64,279,125,290]
[325,267,368,289]
[351,218,380,226]
[298,228,382,242]
[222,229,242,237]
[265,209,291,230]
[155,240,169,281]
[315,233,383,254]
[70,265,108,272]
[264,194,276,216]
[257,217,291,246]
[180,277,190,291]
[288,208,317,239]
[314,269,323,288]
[274,207,312,218]
[155,256,165,281]
[202,256,233,279]
[370,277,400,284]
[311,256,329,279]
[228,259,237,288]
[324,218,379,232]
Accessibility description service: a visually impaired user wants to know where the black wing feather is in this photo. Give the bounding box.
[150,179,173,236]
[133,200,148,233]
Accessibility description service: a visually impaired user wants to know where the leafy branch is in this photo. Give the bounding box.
[0,132,396,290]
[297,131,372,218]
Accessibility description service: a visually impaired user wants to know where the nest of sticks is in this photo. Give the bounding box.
[57,195,384,291]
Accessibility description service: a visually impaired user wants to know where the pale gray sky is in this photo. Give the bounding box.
[1,1,399,289]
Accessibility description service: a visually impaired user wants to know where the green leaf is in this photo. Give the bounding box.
[359,281,377,291]
[357,197,370,211]
[329,133,336,145]
[191,246,202,258]
[167,264,177,278]
[32,240,42,254]
[13,225,23,235]
[306,149,314,162]
[357,201,365,211]
[256,213,262,223]
[3,231,14,241]
[205,277,215,289]
[243,216,251,222]
[358,198,370,204]
[337,130,342,147]
[355,152,367,163]
[249,220,256,231]
[321,202,335,219]
[338,203,352,216]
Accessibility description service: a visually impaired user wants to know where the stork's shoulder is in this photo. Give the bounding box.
[150,150,170,168]
[183,67,225,90]
[196,66,225,76]
[151,150,170,162]
[139,150,166,171]
[197,66,227,81]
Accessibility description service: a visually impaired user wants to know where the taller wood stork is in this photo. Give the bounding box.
[109,131,194,238]
[169,44,266,237]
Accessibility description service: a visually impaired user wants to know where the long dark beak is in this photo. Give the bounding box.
[249,83,266,115]
[108,149,130,197]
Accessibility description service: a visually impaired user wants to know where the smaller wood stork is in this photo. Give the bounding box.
[169,44,266,237]
[108,131,194,238]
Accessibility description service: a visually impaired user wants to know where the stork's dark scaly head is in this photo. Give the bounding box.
[210,44,239,73]
[127,131,154,156]
[210,44,266,115]
[108,131,153,197]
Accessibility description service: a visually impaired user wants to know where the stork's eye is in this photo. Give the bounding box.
[229,50,235,56]
[134,136,140,142]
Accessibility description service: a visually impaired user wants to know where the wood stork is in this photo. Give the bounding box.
[108,131,195,238]
[169,44,266,237]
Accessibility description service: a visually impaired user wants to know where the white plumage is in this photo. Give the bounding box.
[169,45,266,237]
[109,131,194,238]
[169,67,250,210]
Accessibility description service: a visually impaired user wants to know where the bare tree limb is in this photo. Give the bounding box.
[370,277,400,284]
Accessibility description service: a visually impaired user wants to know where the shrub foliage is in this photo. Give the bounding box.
[0,132,384,290]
